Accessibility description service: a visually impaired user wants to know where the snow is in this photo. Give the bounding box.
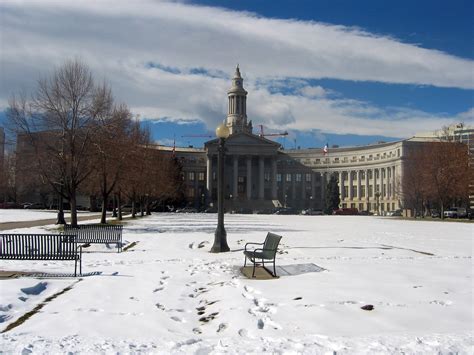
[0,213,473,354]
[0,209,101,223]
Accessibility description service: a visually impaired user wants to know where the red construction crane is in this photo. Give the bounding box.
[258,125,288,138]
[181,134,213,138]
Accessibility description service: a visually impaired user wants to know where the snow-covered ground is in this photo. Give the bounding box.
[0,209,101,223]
[0,213,472,354]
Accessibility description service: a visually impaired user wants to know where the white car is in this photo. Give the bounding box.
[444,207,467,218]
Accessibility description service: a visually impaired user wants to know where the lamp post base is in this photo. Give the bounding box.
[211,225,230,253]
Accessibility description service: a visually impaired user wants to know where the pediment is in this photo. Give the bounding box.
[205,132,281,156]
[205,132,280,148]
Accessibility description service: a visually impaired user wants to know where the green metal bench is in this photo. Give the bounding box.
[244,232,283,278]
[64,224,123,252]
[0,234,83,276]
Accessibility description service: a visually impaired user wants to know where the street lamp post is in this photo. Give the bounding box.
[211,123,230,253]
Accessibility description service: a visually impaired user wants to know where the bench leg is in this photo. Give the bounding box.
[252,261,256,278]
[74,260,77,277]
[273,259,277,277]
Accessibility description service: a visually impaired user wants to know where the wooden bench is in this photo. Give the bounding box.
[0,234,83,276]
[64,224,123,252]
[244,232,283,278]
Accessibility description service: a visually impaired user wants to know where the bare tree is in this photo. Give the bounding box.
[7,59,112,226]
[85,103,135,223]
[402,141,469,218]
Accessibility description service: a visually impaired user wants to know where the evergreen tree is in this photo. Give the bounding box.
[325,174,340,214]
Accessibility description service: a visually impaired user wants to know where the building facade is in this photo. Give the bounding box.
[154,67,436,213]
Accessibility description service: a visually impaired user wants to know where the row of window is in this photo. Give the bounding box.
[296,149,401,165]
[183,170,394,184]
[342,202,397,212]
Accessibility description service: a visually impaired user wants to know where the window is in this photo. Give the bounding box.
[361,185,366,197]
[305,173,312,182]
[352,186,357,197]
[198,172,205,181]
[212,172,217,181]
[276,174,282,182]
[368,170,372,179]
[264,172,270,182]
[351,203,356,209]
[360,171,365,179]
[296,174,302,182]
[188,172,195,181]
[315,159,321,164]
[369,185,373,197]
[238,176,245,183]
[344,186,348,197]
[334,158,339,163]
[188,187,195,197]
[286,174,292,182]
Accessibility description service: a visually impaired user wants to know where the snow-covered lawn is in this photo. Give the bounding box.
[0,214,472,354]
[0,209,101,223]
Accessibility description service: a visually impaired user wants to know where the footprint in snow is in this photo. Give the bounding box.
[170,316,185,323]
[217,323,228,333]
[20,282,47,295]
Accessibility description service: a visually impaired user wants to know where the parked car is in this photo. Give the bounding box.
[430,210,440,218]
[24,202,46,209]
[175,207,198,213]
[204,207,217,213]
[387,209,403,217]
[301,208,323,215]
[333,208,359,215]
[358,210,373,216]
[0,202,22,209]
[274,207,299,215]
[443,207,467,219]
[232,208,253,214]
[255,208,275,214]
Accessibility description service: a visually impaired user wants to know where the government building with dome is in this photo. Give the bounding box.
[153,67,474,214]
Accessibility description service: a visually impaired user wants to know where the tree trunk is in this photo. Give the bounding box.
[70,190,78,227]
[112,194,117,218]
[140,198,144,217]
[100,193,108,224]
[132,199,136,218]
[117,192,122,220]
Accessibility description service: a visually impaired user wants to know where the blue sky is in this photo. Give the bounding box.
[1,0,472,149]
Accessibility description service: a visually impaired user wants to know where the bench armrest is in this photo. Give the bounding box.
[244,242,264,251]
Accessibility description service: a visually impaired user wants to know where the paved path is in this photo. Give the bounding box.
[0,213,111,231]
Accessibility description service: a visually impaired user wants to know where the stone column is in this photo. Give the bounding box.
[386,166,391,199]
[206,155,212,196]
[301,173,306,199]
[320,172,326,208]
[233,155,238,199]
[348,170,353,200]
[246,156,252,200]
[291,173,296,202]
[271,158,277,199]
[258,156,264,199]
[338,171,343,200]
[357,170,361,202]
[392,166,396,200]
[365,169,370,206]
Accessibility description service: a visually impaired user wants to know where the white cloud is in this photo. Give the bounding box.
[0,0,473,139]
